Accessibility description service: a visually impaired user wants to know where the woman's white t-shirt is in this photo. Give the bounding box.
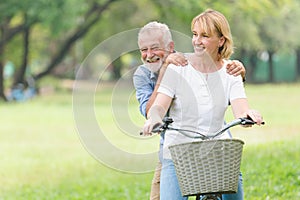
[157,62,246,159]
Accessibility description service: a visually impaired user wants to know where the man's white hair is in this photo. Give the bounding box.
[138,21,173,48]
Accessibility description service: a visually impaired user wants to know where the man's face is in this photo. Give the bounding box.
[138,32,168,73]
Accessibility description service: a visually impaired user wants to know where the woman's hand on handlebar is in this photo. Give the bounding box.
[243,109,264,127]
[142,119,162,136]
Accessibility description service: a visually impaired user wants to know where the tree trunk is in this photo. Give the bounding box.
[13,26,30,87]
[296,48,300,80]
[0,17,34,101]
[268,51,275,83]
[111,57,122,80]
[0,53,6,101]
[0,22,7,101]
[249,50,258,83]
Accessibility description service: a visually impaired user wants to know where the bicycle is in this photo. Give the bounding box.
[145,117,264,200]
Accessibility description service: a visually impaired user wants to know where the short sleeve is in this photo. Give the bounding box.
[157,65,180,98]
[229,75,247,101]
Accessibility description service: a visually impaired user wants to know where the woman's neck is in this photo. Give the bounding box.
[187,53,223,73]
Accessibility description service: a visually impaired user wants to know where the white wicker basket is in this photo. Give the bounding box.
[169,139,244,196]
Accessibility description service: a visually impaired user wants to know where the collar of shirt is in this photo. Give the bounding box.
[140,65,158,83]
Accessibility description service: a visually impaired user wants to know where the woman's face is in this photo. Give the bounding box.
[192,21,224,60]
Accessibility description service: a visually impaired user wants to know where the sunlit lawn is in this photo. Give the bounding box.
[0,82,299,199]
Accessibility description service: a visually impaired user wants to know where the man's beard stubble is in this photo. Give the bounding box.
[144,55,163,73]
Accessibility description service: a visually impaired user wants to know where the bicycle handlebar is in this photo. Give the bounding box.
[140,117,264,139]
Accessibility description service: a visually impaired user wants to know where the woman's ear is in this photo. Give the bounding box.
[219,36,225,47]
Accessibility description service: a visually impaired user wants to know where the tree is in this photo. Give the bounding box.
[0,0,119,101]
[0,1,27,99]
[283,0,300,79]
[82,0,161,80]
[1,0,300,102]
[0,0,63,100]
[258,0,300,82]
[225,0,300,82]
[12,14,31,88]
[34,0,119,80]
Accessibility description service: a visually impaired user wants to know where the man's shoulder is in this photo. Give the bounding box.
[133,65,154,85]
[134,65,149,75]
[133,65,151,77]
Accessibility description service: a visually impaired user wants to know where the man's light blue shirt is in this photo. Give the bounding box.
[133,65,165,162]
[133,65,158,118]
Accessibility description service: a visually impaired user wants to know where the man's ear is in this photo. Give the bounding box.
[168,41,175,52]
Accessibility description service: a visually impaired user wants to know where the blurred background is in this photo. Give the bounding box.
[1,0,300,102]
[1,1,300,199]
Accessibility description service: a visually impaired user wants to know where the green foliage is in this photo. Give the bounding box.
[1,0,300,99]
[83,0,160,53]
[1,0,90,75]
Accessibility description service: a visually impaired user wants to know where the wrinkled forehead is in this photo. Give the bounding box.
[138,30,164,48]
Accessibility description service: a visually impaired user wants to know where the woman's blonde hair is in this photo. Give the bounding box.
[191,9,234,59]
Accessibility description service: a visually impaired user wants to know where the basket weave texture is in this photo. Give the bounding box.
[169,139,244,196]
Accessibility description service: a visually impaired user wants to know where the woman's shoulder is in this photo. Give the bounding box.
[166,63,191,74]
[220,60,243,82]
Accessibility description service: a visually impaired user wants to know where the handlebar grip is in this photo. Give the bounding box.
[241,118,255,125]
[139,123,163,136]
[152,123,163,133]
[241,118,265,125]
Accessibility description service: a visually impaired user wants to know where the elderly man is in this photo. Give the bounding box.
[133,21,246,200]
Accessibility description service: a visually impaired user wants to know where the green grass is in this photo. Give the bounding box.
[0,82,299,199]
[242,140,300,199]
